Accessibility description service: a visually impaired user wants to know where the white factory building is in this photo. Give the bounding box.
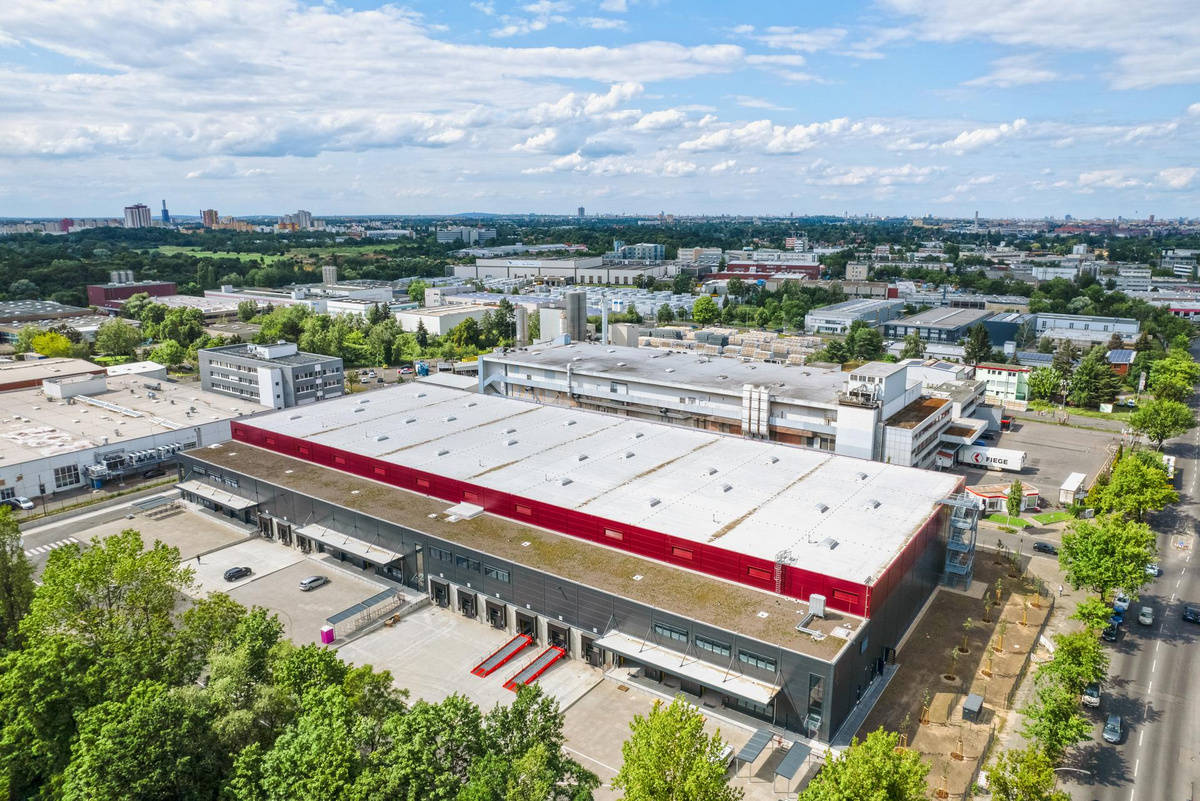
[803,299,906,334]
[0,371,257,501]
[454,256,669,286]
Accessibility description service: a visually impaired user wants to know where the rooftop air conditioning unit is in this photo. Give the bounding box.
[809,594,827,618]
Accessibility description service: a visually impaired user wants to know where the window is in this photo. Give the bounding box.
[695,635,731,657]
[604,528,623,541]
[483,564,510,583]
[53,464,81,489]
[429,546,452,562]
[223,477,239,488]
[0,488,13,501]
[374,467,386,477]
[515,504,532,517]
[832,589,859,605]
[738,650,776,672]
[456,555,480,572]
[463,491,479,503]
[334,455,347,466]
[671,545,693,560]
[746,566,771,581]
[808,673,825,718]
[298,446,310,457]
[193,466,206,475]
[653,622,688,643]
[416,478,431,489]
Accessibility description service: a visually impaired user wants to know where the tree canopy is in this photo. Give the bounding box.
[1130,398,1195,448]
[1059,513,1156,598]
[798,728,929,801]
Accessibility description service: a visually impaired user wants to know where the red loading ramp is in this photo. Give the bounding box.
[471,634,532,677]
[503,646,566,691]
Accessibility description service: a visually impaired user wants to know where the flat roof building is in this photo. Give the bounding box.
[0,300,90,323]
[198,342,344,409]
[199,382,967,740]
[883,308,995,343]
[86,278,177,310]
[0,358,105,392]
[454,257,667,286]
[804,299,905,334]
[395,304,493,336]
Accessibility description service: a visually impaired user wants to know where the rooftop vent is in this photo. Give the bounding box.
[444,416,456,422]
[504,427,516,434]
[465,401,477,407]
[506,439,518,446]
[809,594,827,617]
[648,497,661,507]
[769,456,779,464]
[564,420,576,426]
[437,449,450,456]
[665,368,675,373]
[814,503,828,514]
[357,398,369,404]
[617,362,627,367]
[289,414,302,420]
[721,483,732,493]
[374,434,389,442]
[855,471,868,481]
[416,392,426,398]
[865,498,880,510]
[577,454,588,461]
[631,432,644,439]
[560,477,573,486]
[607,348,616,353]
[624,451,635,459]
[819,537,839,550]
[353,407,365,413]
[405,417,416,424]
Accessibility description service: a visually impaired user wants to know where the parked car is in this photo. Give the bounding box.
[142,467,166,479]
[1082,682,1101,708]
[1,496,34,511]
[1182,605,1200,624]
[1102,714,1123,744]
[1113,593,1131,613]
[1032,541,1058,555]
[1145,563,1162,577]
[1110,609,1124,626]
[1101,623,1120,642]
[1138,606,1154,626]
[299,575,329,592]
[223,566,252,582]
[399,366,414,374]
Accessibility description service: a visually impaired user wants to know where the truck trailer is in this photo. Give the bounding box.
[957,444,1026,472]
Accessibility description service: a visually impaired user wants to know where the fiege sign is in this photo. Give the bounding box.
[957,445,1025,472]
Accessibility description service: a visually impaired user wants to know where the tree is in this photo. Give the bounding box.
[0,508,33,651]
[1130,398,1194,448]
[1149,349,1200,401]
[963,324,991,365]
[237,300,260,323]
[657,304,675,325]
[845,320,884,360]
[415,319,429,348]
[149,339,188,368]
[1006,479,1024,519]
[1106,332,1125,351]
[672,273,694,294]
[31,331,73,358]
[725,277,746,299]
[1070,597,1114,633]
[798,728,929,801]
[1020,683,1091,761]
[94,319,144,357]
[1059,514,1156,598]
[692,295,718,327]
[898,331,924,360]
[1094,450,1178,520]
[1067,347,1121,408]
[406,279,427,305]
[1036,630,1108,695]
[1051,340,1078,376]
[984,747,1071,801]
[613,695,742,801]
[1037,337,1054,354]
[8,279,39,300]
[1027,367,1064,402]
[447,317,482,350]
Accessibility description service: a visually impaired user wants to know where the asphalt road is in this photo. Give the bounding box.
[1059,348,1200,801]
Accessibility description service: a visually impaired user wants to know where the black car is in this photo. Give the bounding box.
[223,566,252,582]
[1183,605,1200,624]
[142,467,166,479]
[1033,541,1058,556]
[1101,623,1120,642]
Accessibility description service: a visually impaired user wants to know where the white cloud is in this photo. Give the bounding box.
[1159,167,1198,189]
[730,95,790,111]
[938,118,1027,153]
[1189,103,1200,116]
[579,17,627,30]
[710,159,737,172]
[598,0,627,11]
[679,117,862,154]
[749,26,847,52]
[962,55,1060,88]
[809,163,939,186]
[1077,169,1144,190]
[632,109,687,131]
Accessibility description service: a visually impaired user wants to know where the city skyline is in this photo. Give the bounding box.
[1,0,1198,218]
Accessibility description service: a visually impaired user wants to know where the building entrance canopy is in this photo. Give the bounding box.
[595,630,779,706]
[176,479,259,511]
[295,523,402,564]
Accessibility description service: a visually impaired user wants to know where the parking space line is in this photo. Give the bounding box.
[563,745,619,775]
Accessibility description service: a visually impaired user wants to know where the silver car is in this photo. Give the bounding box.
[299,575,329,592]
[1102,714,1123,744]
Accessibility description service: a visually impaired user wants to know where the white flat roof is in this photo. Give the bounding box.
[0,376,257,463]
[0,358,101,386]
[244,383,960,585]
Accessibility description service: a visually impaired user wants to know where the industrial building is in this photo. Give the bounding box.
[1031,313,1139,347]
[0,371,252,500]
[187,382,968,741]
[975,363,1031,410]
[203,280,394,314]
[476,344,993,469]
[454,257,668,286]
[0,358,105,392]
[883,308,995,344]
[395,305,494,336]
[86,271,177,309]
[198,342,344,409]
[803,299,905,334]
[0,300,92,323]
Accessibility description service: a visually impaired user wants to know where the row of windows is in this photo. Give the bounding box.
[53,464,81,489]
[649,623,774,673]
[430,545,509,583]
[653,622,688,643]
[737,649,777,672]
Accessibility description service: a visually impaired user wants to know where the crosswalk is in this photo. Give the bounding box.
[24,537,80,558]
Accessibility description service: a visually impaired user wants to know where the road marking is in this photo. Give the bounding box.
[1156,641,1161,653]
[22,536,79,558]
[1148,680,1153,694]
[1152,659,1157,672]
[563,745,619,775]
[1139,730,1144,746]
[1134,758,1139,778]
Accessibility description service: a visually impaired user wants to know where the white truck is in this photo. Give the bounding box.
[957,444,1026,472]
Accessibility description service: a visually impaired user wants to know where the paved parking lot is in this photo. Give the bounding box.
[228,557,386,645]
[338,604,602,711]
[76,505,248,560]
[956,418,1118,499]
[188,538,305,595]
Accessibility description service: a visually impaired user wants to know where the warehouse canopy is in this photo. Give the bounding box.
[734,728,774,766]
[296,523,402,564]
[176,479,258,511]
[774,741,812,782]
[595,630,779,706]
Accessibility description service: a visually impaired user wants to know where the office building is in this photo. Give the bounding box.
[974,363,1031,410]
[577,206,585,218]
[436,227,498,245]
[455,256,667,286]
[1031,313,1139,347]
[803,299,905,334]
[609,242,666,262]
[192,382,966,741]
[845,262,870,281]
[883,308,995,344]
[201,209,220,228]
[198,342,344,409]
[395,305,493,336]
[123,203,152,229]
[160,200,170,224]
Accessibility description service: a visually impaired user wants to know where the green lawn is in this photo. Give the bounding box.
[1026,399,1134,422]
[986,514,1030,528]
[152,246,294,264]
[1032,511,1072,525]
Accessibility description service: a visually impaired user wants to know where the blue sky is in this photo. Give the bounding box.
[0,0,1198,218]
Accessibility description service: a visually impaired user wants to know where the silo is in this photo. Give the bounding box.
[514,305,529,346]
[565,290,587,342]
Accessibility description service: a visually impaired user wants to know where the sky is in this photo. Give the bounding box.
[1,0,1199,219]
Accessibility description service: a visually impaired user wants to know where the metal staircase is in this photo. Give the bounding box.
[940,492,979,589]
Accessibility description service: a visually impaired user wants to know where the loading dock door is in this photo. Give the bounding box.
[547,622,569,651]
[458,590,477,619]
[516,611,537,643]
[582,636,602,667]
[276,521,292,546]
[431,579,450,608]
[486,601,507,630]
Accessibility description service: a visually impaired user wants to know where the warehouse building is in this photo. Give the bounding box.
[1031,313,1139,347]
[0,372,252,500]
[477,343,992,469]
[883,308,995,343]
[454,256,667,286]
[188,383,966,741]
[803,299,905,334]
[198,342,344,409]
[395,304,494,336]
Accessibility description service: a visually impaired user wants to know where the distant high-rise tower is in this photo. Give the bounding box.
[974,210,979,227]
[161,199,170,224]
[295,209,313,229]
[201,209,219,227]
[123,203,152,228]
[577,206,585,218]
